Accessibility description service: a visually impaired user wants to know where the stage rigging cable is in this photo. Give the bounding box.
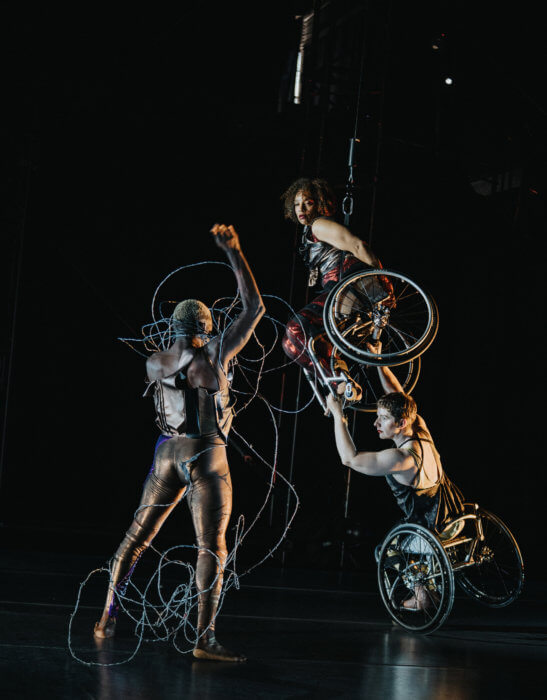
[279,0,391,569]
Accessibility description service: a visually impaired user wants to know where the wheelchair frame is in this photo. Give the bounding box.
[300,269,436,413]
[376,504,524,633]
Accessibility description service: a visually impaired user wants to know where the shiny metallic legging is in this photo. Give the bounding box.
[100,434,232,636]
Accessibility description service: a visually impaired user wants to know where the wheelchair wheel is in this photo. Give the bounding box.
[456,509,524,607]
[330,343,421,412]
[324,269,438,367]
[377,523,454,633]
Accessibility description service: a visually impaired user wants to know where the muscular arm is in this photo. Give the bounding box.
[326,394,416,480]
[211,224,265,369]
[365,341,404,394]
[311,218,380,267]
[376,365,405,394]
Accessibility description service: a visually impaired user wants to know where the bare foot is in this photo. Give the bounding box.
[94,619,116,639]
[193,637,246,662]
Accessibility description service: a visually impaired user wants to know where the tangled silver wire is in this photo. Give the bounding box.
[68,259,324,666]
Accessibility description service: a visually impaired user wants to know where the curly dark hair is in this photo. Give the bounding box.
[377,392,418,425]
[281,177,337,223]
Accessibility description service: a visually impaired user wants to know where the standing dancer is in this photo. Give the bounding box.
[94,224,265,661]
[281,177,383,398]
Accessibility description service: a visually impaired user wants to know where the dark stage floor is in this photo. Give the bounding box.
[0,548,545,699]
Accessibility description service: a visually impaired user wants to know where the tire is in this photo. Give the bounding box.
[456,509,524,607]
[377,523,454,633]
[324,269,439,367]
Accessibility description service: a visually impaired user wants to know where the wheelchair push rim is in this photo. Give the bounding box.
[323,269,439,367]
[377,523,454,634]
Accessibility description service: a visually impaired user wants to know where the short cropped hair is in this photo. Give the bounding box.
[281,177,336,223]
[377,392,417,425]
[172,299,213,337]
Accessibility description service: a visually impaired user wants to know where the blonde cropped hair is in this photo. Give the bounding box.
[172,299,213,336]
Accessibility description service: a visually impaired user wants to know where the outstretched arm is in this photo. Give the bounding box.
[327,394,359,465]
[311,218,380,267]
[366,342,428,435]
[365,341,405,394]
[210,224,265,369]
[377,366,404,394]
[325,394,416,478]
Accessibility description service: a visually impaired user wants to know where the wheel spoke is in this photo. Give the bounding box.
[393,283,421,304]
[382,325,417,351]
[377,525,453,633]
[389,328,420,350]
[456,510,523,606]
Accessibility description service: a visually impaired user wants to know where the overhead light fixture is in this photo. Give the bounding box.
[293,12,314,105]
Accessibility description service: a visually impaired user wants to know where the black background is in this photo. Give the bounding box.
[2,2,545,577]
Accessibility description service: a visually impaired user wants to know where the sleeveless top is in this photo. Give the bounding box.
[143,345,235,442]
[385,434,464,533]
[299,218,365,287]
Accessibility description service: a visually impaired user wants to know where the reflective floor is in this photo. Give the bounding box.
[1,548,545,699]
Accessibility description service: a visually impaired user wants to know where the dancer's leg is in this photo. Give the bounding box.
[94,439,187,638]
[185,444,244,661]
[283,290,361,398]
[282,290,332,372]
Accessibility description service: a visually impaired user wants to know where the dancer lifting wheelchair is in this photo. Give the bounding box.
[326,345,524,633]
[281,177,438,412]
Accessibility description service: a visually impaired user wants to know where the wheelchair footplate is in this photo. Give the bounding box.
[303,336,362,413]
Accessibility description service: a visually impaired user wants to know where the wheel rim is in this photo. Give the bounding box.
[456,509,524,607]
[377,524,454,633]
[324,269,438,367]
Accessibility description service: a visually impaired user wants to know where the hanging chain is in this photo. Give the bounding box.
[343,5,368,227]
[342,137,359,225]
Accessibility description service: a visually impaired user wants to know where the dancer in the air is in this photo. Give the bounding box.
[281,177,384,399]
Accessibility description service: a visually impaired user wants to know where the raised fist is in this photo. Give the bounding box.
[210,223,241,251]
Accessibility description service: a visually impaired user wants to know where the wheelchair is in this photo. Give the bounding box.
[303,268,439,412]
[376,504,525,633]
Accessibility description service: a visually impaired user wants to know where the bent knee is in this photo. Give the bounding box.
[282,330,302,360]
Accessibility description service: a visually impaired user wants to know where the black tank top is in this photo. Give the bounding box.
[385,436,464,533]
[299,217,365,286]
